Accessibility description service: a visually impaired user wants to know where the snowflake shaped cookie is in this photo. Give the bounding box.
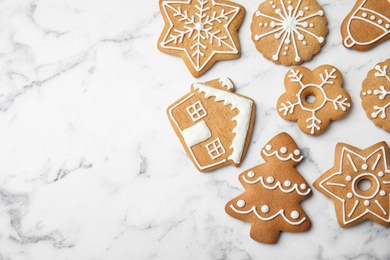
[251,0,328,65]
[158,0,245,77]
[314,142,390,228]
[361,58,390,132]
[277,65,352,135]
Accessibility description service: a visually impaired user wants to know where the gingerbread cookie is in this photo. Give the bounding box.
[225,132,311,244]
[158,0,245,78]
[167,78,255,172]
[313,141,390,228]
[277,65,352,135]
[361,58,390,132]
[341,0,390,51]
[250,0,328,66]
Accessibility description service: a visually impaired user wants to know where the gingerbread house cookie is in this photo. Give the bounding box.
[361,58,390,132]
[225,132,312,244]
[158,0,245,77]
[341,0,390,51]
[313,141,390,228]
[167,78,255,172]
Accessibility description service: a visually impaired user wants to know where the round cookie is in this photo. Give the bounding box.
[250,0,328,66]
[158,0,245,78]
[313,141,390,228]
[361,58,390,132]
[341,0,390,51]
[277,65,352,135]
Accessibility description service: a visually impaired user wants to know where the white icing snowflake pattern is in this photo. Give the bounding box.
[362,64,390,119]
[159,0,242,74]
[252,0,327,64]
[278,67,351,135]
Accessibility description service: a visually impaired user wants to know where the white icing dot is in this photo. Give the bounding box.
[270,21,276,28]
[272,54,278,60]
[364,200,370,206]
[284,180,292,187]
[381,113,386,119]
[362,12,367,17]
[261,205,270,213]
[378,19,383,25]
[247,171,255,178]
[284,46,289,50]
[265,144,272,151]
[362,164,368,170]
[370,15,375,21]
[267,176,275,183]
[347,192,353,199]
[288,5,293,11]
[304,7,309,11]
[269,0,273,4]
[302,22,308,28]
[264,23,268,27]
[346,175,352,182]
[295,57,301,62]
[291,211,300,219]
[254,35,260,41]
[294,149,301,156]
[386,24,390,29]
[378,171,384,177]
[284,38,291,44]
[310,23,314,27]
[368,90,372,94]
[283,52,287,56]
[318,10,324,16]
[300,183,307,190]
[362,92,367,96]
[302,41,307,46]
[380,190,386,196]
[237,200,246,208]
[318,37,324,43]
[276,8,282,14]
[288,0,292,4]
[259,22,263,27]
[372,112,377,118]
[272,4,276,8]
[280,147,287,154]
[298,34,304,41]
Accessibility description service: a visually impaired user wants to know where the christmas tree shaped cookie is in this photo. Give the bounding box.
[225,132,312,244]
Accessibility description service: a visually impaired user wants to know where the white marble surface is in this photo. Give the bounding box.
[0,0,389,259]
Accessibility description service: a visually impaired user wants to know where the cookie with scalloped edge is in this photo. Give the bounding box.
[251,0,328,65]
[361,58,390,131]
[158,0,245,77]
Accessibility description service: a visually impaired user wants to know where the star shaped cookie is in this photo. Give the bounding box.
[158,0,245,77]
[313,142,390,228]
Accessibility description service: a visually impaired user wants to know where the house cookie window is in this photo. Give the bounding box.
[206,138,226,160]
[186,101,207,122]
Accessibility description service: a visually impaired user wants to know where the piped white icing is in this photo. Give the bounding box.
[181,120,211,147]
[278,67,351,135]
[160,0,242,72]
[230,205,306,225]
[219,77,234,90]
[242,175,311,196]
[343,0,390,48]
[193,83,253,164]
[262,148,303,162]
[319,145,390,224]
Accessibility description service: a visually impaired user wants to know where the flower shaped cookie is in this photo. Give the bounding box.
[277,65,352,135]
[361,58,390,132]
[313,141,390,228]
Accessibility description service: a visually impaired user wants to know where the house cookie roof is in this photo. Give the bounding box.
[193,83,253,164]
